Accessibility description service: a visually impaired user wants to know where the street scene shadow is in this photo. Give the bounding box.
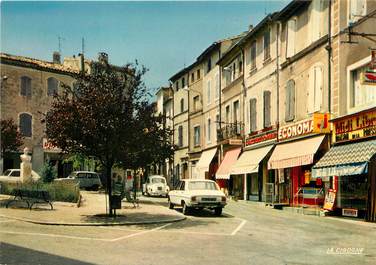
[81,211,179,224]
[0,242,94,265]
[172,207,233,218]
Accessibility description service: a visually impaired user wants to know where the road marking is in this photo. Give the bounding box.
[231,219,247,236]
[0,220,14,223]
[0,230,109,241]
[110,223,172,242]
[154,230,232,236]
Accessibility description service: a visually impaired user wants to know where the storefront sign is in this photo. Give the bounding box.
[333,109,376,143]
[278,119,313,140]
[323,189,336,211]
[42,138,61,153]
[245,131,277,146]
[342,208,358,217]
[229,139,242,145]
[312,113,331,134]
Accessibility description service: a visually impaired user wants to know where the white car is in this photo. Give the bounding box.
[0,169,41,182]
[55,171,102,190]
[168,179,227,216]
[142,175,169,197]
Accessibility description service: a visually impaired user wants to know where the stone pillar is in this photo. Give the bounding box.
[20,148,32,183]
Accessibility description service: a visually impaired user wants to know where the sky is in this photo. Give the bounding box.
[1,0,289,95]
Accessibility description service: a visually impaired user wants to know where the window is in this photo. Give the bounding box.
[310,0,327,42]
[178,126,183,147]
[348,0,366,24]
[264,29,271,61]
[308,66,323,113]
[250,41,257,69]
[285,80,296,122]
[215,73,220,99]
[232,62,236,80]
[47,77,58,96]
[233,100,240,123]
[286,18,296,58]
[197,69,201,79]
[263,91,271,128]
[181,77,185,88]
[207,58,212,73]
[20,76,32,96]
[175,81,179,91]
[207,80,211,105]
[194,126,200,146]
[191,72,194,83]
[193,96,200,111]
[225,105,230,123]
[250,98,257,132]
[216,114,220,131]
[180,98,184,113]
[19,113,32,137]
[239,61,243,74]
[350,65,376,109]
[207,118,211,143]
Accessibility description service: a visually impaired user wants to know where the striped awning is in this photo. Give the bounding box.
[312,140,376,178]
[216,148,241,179]
[231,145,274,175]
[196,148,217,179]
[268,135,325,170]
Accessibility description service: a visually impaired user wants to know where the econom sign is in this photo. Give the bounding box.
[278,119,313,141]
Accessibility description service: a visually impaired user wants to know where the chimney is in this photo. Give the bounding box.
[248,24,254,32]
[53,51,61,64]
[98,52,108,64]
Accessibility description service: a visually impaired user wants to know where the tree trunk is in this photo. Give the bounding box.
[105,164,113,216]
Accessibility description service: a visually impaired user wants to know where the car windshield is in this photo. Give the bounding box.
[188,181,218,191]
[151,178,165,184]
[3,169,11,176]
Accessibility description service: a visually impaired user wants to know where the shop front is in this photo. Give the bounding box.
[312,107,376,221]
[216,147,241,198]
[195,148,217,180]
[267,114,331,207]
[231,130,276,202]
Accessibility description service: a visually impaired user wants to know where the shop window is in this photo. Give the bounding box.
[263,91,271,128]
[19,113,32,137]
[285,80,295,122]
[349,65,376,110]
[20,76,32,96]
[47,77,58,96]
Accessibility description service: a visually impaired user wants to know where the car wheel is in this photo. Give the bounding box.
[182,202,190,215]
[168,199,174,209]
[214,207,222,216]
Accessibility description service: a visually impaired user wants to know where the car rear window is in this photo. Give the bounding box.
[188,181,218,191]
[3,170,11,176]
[151,178,165,184]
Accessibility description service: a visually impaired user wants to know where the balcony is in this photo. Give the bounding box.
[217,122,243,143]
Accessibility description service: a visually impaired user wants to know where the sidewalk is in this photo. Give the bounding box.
[0,191,186,226]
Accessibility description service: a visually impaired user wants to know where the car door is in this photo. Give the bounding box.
[10,170,20,177]
[170,181,181,204]
[76,173,87,188]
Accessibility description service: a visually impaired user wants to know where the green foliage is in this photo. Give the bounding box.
[0,181,80,203]
[1,119,24,156]
[40,161,57,183]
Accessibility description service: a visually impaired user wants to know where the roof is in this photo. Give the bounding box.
[275,0,310,21]
[0,53,79,74]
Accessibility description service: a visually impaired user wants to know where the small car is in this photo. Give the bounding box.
[55,171,102,190]
[0,169,41,182]
[142,175,169,197]
[168,179,227,216]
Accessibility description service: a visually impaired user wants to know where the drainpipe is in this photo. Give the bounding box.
[170,81,175,186]
[241,47,246,147]
[187,73,191,179]
[276,21,282,127]
[218,49,223,163]
[327,0,332,114]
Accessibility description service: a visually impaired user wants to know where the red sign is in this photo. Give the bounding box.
[245,131,277,146]
[42,138,61,152]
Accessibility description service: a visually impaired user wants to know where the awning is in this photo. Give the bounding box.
[312,140,376,178]
[196,148,217,179]
[268,135,325,169]
[216,148,241,179]
[231,145,274,175]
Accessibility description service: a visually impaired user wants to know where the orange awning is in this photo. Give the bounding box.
[216,147,241,180]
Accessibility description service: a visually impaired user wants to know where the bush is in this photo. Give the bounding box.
[0,180,80,203]
[40,161,57,183]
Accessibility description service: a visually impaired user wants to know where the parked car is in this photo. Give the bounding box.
[142,175,169,197]
[0,169,41,182]
[55,171,102,190]
[168,179,227,216]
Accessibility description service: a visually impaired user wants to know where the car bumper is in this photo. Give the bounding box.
[148,191,168,196]
[189,202,226,208]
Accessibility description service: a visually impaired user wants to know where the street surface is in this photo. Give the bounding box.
[1,196,375,265]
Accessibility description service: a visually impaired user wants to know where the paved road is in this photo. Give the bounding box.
[1,196,375,265]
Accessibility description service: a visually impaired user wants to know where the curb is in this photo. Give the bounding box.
[0,213,186,226]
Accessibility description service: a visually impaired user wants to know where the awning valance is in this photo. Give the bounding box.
[216,148,241,179]
[196,148,217,179]
[312,140,376,178]
[231,145,274,175]
[267,135,325,170]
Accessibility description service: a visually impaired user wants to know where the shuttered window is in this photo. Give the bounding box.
[207,118,211,143]
[47,77,58,96]
[250,98,257,132]
[180,98,184,113]
[264,29,271,61]
[308,66,323,113]
[207,80,211,104]
[178,126,183,147]
[251,41,257,69]
[20,76,32,96]
[19,113,32,137]
[194,126,200,146]
[263,91,271,128]
[286,19,296,58]
[349,0,366,23]
[285,80,295,122]
[215,73,219,99]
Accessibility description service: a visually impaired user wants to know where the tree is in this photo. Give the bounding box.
[44,60,172,216]
[40,160,57,183]
[1,119,24,160]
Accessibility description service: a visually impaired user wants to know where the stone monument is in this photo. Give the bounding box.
[20,147,32,183]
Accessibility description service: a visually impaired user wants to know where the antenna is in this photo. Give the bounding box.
[81,37,85,55]
[58,36,65,53]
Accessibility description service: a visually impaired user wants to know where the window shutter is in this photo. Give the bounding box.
[308,68,315,113]
[285,84,290,121]
[290,81,295,120]
[314,66,323,112]
[207,80,211,104]
[263,91,271,128]
[287,19,296,58]
[250,98,257,132]
[20,76,31,96]
[19,113,32,137]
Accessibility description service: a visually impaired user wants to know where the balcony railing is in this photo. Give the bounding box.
[217,122,243,142]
